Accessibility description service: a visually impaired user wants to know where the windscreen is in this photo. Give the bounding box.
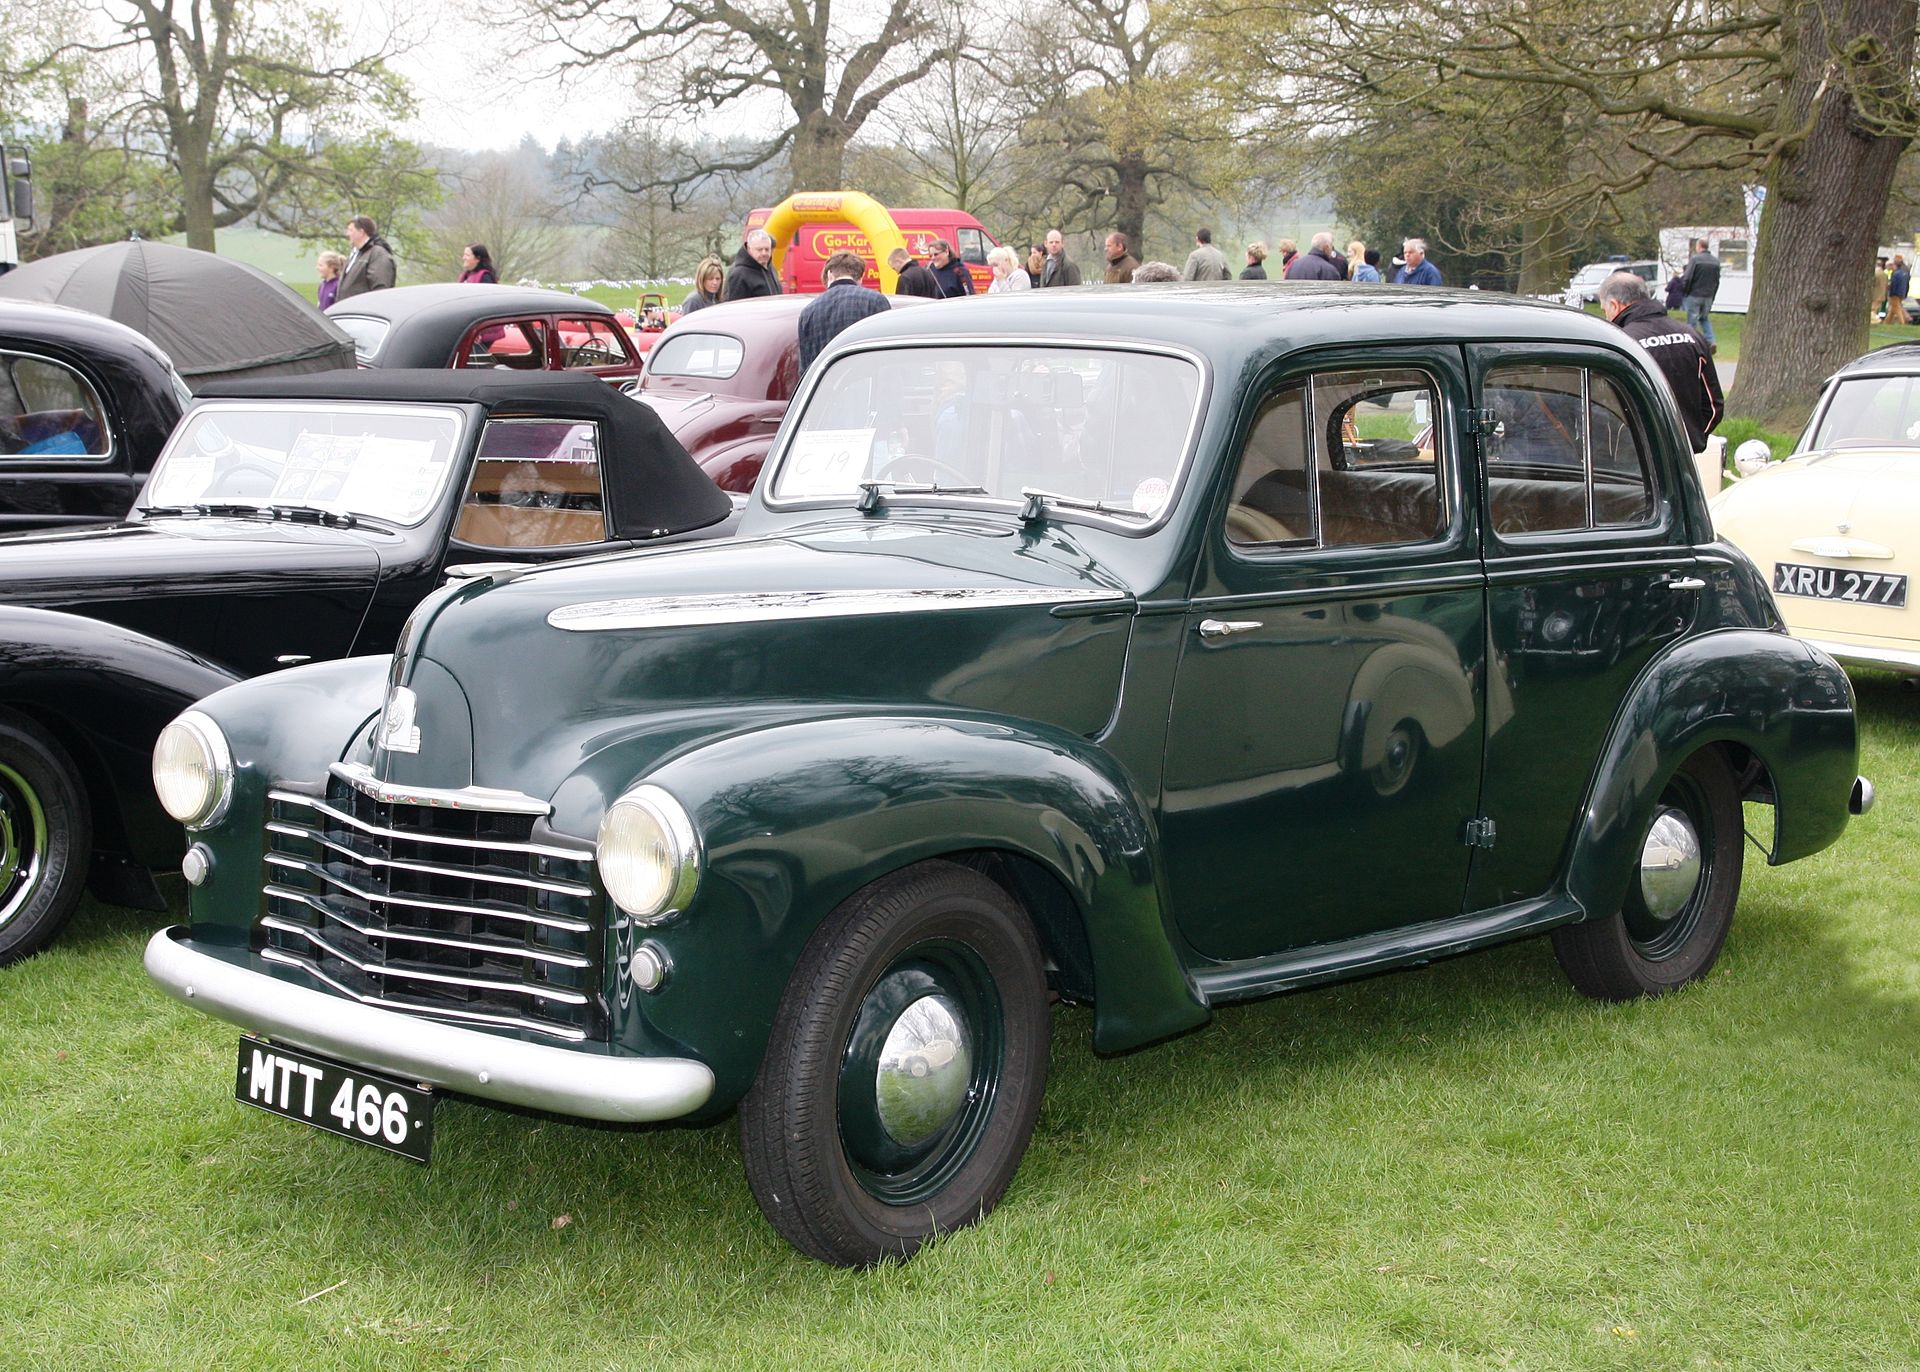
[1806,375,1920,449]
[144,403,464,524]
[771,345,1203,519]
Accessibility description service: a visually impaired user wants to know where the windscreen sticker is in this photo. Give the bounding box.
[781,428,875,496]
[340,435,445,514]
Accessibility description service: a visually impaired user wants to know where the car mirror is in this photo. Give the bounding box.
[1733,439,1773,476]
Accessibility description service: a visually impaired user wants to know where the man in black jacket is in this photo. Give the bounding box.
[1678,238,1721,353]
[888,247,940,298]
[1601,271,1723,452]
[722,230,783,301]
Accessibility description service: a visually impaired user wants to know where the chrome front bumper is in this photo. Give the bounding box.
[145,927,713,1123]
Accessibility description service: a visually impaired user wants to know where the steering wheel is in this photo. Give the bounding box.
[872,456,980,489]
[566,344,619,368]
[213,457,285,496]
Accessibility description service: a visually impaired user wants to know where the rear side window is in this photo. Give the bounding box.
[647,332,744,379]
[1483,364,1658,535]
[461,318,549,371]
[331,315,389,364]
[0,352,111,460]
[454,419,609,548]
[1226,366,1445,549]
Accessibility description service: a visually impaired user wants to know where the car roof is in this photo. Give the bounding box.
[325,284,615,327]
[0,297,177,364]
[192,368,733,537]
[1834,341,1920,378]
[826,282,1637,361]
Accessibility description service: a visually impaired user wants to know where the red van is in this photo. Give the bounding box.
[744,206,1001,294]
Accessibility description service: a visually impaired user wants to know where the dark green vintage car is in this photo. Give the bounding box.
[145,285,1868,1266]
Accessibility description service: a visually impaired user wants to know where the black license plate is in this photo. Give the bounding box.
[235,1036,434,1163]
[1773,561,1908,607]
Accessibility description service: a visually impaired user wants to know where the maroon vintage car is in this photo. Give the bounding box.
[628,294,928,493]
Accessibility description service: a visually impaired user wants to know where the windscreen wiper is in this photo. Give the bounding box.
[1017,487,1153,522]
[856,479,989,512]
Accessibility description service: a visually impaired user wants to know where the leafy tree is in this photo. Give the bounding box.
[1196,0,1920,425]
[11,0,437,253]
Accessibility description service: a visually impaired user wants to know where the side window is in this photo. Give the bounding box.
[0,354,111,460]
[1225,367,1445,549]
[461,318,548,370]
[453,419,609,549]
[956,228,988,265]
[1484,364,1659,536]
[557,316,629,370]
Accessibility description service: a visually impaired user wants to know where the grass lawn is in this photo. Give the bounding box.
[3,682,1917,1368]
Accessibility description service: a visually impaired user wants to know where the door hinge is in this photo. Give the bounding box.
[1463,817,1497,849]
[1467,408,1503,438]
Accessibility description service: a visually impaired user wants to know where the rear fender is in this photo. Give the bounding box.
[565,713,1207,1108]
[1564,629,1857,921]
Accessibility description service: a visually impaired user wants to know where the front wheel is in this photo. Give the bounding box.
[1552,749,1743,1000]
[739,861,1051,1266]
[0,712,92,967]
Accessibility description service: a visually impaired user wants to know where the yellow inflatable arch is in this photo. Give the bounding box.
[760,191,912,293]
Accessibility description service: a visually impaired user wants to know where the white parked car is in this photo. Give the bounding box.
[1564,259,1660,308]
[1711,343,1920,673]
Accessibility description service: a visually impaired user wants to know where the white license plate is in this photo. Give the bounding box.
[235,1036,434,1162]
[1773,562,1908,607]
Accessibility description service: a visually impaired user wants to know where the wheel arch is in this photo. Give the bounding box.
[1562,629,1856,923]
[609,713,1209,1107]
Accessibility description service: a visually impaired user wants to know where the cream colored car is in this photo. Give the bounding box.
[1711,345,1920,672]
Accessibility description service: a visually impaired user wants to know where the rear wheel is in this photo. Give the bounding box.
[0,713,92,967]
[1553,749,1743,1000]
[739,861,1050,1266]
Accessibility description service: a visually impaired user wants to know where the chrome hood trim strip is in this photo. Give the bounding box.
[547,586,1125,632]
[328,762,553,817]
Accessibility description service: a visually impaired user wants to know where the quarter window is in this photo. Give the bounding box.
[1483,365,1658,535]
[461,318,549,371]
[0,353,111,460]
[1226,367,1445,549]
[454,419,609,548]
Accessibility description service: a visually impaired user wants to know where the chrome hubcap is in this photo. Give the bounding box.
[1638,806,1702,922]
[0,761,49,929]
[876,994,973,1146]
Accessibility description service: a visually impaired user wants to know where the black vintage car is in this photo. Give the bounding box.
[0,299,190,532]
[0,368,734,964]
[326,284,648,381]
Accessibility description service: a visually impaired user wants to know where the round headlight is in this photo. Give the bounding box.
[152,710,233,829]
[596,784,699,922]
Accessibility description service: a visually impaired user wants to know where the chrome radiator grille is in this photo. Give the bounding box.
[257,777,603,1041]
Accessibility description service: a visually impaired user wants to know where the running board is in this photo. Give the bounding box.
[1190,895,1586,1005]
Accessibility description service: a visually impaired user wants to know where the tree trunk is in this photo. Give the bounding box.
[1729,0,1915,428]
[178,145,217,252]
[1113,156,1148,259]
[788,112,850,192]
[1517,213,1569,296]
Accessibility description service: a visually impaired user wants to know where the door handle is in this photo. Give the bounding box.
[1664,576,1708,592]
[1198,619,1263,638]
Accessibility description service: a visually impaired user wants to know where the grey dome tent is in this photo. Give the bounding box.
[0,240,355,389]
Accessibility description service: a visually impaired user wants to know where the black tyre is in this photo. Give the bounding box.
[739,860,1051,1266]
[1552,749,1743,1000]
[0,712,92,967]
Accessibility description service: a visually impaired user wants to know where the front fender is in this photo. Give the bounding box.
[0,604,240,866]
[1565,628,1857,923]
[570,713,1207,1108]
[170,656,391,943]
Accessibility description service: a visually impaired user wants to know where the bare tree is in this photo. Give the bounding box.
[1200,0,1920,424]
[423,157,568,283]
[9,0,434,252]
[871,45,1035,223]
[516,0,960,194]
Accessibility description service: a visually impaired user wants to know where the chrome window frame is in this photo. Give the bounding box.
[645,331,747,380]
[143,399,470,528]
[762,333,1213,537]
[0,347,115,466]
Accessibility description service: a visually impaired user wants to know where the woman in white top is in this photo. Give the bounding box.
[986,245,1032,292]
